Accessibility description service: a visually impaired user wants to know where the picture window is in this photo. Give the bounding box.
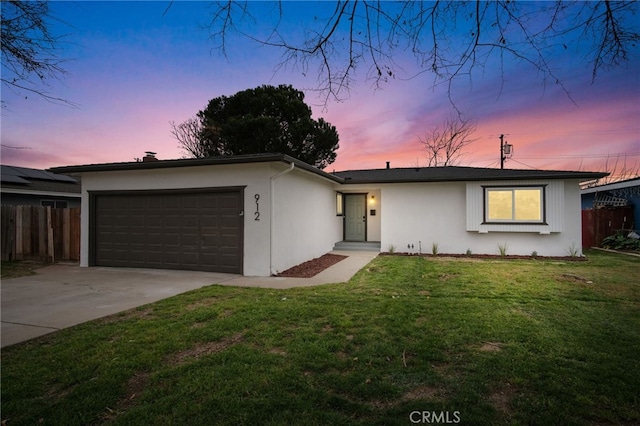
[484,187,544,223]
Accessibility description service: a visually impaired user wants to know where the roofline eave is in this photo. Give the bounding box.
[48,154,345,184]
[340,172,609,185]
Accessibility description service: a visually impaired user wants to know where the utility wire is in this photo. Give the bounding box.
[517,152,640,160]
[466,152,639,166]
[508,158,542,170]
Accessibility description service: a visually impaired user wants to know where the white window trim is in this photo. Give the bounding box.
[483,186,546,224]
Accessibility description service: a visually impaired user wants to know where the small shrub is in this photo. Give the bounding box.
[466,248,472,256]
[531,251,538,258]
[388,244,396,254]
[498,242,508,257]
[601,231,640,252]
[432,242,439,256]
[567,242,580,257]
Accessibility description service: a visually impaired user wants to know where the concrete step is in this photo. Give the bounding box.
[333,241,381,252]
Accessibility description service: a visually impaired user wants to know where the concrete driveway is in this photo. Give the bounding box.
[1,251,378,348]
[1,264,239,348]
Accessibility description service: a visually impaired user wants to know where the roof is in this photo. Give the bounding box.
[48,153,344,183]
[581,177,640,194]
[1,165,81,195]
[334,165,608,184]
[47,154,608,185]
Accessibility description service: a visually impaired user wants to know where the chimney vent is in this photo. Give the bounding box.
[143,151,158,162]
[386,161,390,169]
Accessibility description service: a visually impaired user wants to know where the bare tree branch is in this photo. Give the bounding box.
[171,117,222,158]
[202,1,639,107]
[419,113,478,167]
[1,0,76,107]
[588,155,640,187]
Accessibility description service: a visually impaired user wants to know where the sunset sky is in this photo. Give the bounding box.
[1,1,639,178]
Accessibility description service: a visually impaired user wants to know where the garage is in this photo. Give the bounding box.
[91,188,243,274]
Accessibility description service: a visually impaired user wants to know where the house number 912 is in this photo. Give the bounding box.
[254,194,260,221]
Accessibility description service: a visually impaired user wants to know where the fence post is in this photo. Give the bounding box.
[63,208,70,260]
[15,206,24,260]
[71,207,81,261]
[47,206,55,263]
[1,205,16,261]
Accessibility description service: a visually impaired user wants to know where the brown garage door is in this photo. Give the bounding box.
[92,189,243,273]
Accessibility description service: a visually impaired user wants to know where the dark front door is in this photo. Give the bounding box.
[344,194,366,241]
[93,189,243,273]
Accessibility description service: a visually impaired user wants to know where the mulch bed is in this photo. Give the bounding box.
[276,253,348,278]
[275,250,587,279]
[380,252,588,261]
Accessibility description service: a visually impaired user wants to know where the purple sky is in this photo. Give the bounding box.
[1,1,639,178]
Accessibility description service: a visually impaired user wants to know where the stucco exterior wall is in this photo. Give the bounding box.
[380,180,583,257]
[380,182,466,254]
[365,189,382,242]
[271,164,342,274]
[562,179,585,255]
[78,163,274,276]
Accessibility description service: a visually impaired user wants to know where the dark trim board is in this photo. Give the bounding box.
[89,187,244,274]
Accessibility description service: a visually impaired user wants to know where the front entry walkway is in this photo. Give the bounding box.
[223,250,378,289]
[333,241,381,252]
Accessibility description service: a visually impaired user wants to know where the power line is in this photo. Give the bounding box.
[517,152,640,160]
[507,158,541,170]
[486,129,639,137]
[466,152,640,165]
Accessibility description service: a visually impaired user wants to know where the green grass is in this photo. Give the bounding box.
[2,250,639,425]
[1,260,50,279]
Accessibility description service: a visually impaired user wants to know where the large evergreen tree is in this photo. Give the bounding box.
[173,85,339,169]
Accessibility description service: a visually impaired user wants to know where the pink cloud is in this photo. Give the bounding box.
[2,1,637,178]
[325,61,639,173]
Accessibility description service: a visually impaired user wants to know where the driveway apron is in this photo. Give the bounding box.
[1,264,238,348]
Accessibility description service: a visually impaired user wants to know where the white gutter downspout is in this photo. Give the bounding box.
[270,162,295,275]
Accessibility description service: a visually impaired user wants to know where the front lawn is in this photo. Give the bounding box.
[2,250,639,425]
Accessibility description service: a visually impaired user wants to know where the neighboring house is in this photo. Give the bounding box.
[581,177,639,247]
[581,177,640,231]
[49,154,606,276]
[1,165,81,208]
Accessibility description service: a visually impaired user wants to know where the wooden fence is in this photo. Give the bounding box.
[1,206,80,262]
[582,205,635,248]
